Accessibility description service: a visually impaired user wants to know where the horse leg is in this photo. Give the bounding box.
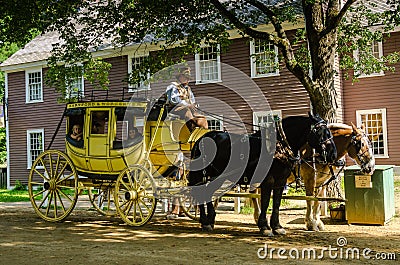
[303,170,319,231]
[206,201,216,229]
[257,183,273,237]
[251,188,260,224]
[199,203,213,232]
[313,186,326,231]
[270,186,286,235]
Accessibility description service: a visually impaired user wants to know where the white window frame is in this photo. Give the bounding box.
[127,53,151,92]
[25,68,43,103]
[27,129,45,169]
[66,76,85,99]
[353,40,384,78]
[206,115,223,131]
[195,45,222,84]
[356,108,388,158]
[250,39,279,78]
[253,110,282,132]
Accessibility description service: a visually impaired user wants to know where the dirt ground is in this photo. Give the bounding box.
[0,187,399,265]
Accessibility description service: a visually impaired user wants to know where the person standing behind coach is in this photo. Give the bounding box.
[165,68,208,131]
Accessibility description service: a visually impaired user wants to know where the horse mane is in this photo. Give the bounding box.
[328,123,353,137]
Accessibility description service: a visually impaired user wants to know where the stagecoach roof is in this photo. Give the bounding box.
[66,100,148,109]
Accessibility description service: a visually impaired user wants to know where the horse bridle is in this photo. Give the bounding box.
[350,132,374,171]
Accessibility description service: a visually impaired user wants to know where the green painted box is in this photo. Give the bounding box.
[344,165,395,225]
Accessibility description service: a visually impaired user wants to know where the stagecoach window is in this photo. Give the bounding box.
[91,111,108,135]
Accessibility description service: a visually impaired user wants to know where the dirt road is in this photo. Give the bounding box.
[0,197,399,265]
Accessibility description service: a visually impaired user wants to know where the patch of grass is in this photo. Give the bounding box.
[240,205,254,215]
[0,189,30,202]
[394,180,400,188]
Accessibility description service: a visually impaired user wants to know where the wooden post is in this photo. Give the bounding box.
[233,186,241,214]
[320,188,328,216]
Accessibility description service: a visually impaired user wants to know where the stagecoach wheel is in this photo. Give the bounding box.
[28,150,78,222]
[179,196,219,221]
[88,186,118,217]
[179,195,200,221]
[114,165,157,226]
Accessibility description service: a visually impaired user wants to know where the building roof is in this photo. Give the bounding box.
[0,31,60,68]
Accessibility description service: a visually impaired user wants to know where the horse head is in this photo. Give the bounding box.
[306,113,337,164]
[347,123,375,174]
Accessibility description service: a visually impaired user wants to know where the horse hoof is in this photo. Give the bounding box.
[260,228,274,237]
[317,222,325,231]
[306,225,319,231]
[202,225,213,232]
[273,228,286,235]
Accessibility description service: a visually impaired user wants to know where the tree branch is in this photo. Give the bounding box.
[210,0,311,87]
[325,0,358,33]
[209,0,276,42]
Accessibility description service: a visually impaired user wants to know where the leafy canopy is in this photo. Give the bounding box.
[2,1,400,118]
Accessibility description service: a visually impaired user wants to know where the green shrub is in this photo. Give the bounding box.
[13,180,27,191]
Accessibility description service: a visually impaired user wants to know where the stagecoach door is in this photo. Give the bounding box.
[88,109,110,159]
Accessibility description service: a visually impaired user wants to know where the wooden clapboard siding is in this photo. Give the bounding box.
[343,31,400,166]
[7,69,66,185]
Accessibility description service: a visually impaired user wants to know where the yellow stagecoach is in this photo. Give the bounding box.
[27,98,209,226]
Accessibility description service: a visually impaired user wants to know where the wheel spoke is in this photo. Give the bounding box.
[37,190,50,209]
[138,198,151,212]
[55,162,69,182]
[53,191,58,218]
[48,153,54,178]
[56,172,74,185]
[55,189,67,213]
[32,169,49,182]
[45,192,54,216]
[54,154,61,179]
[128,170,136,189]
[38,158,51,181]
[58,188,75,204]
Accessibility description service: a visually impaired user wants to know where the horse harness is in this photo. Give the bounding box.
[274,117,333,190]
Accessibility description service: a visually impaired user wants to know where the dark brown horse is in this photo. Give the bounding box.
[187,114,337,236]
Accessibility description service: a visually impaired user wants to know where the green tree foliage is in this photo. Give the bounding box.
[2,1,400,120]
[0,128,5,164]
[0,0,82,46]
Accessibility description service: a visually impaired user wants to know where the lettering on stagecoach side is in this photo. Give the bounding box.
[67,101,147,109]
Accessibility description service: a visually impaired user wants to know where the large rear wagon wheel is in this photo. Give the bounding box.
[28,150,78,222]
[114,165,157,226]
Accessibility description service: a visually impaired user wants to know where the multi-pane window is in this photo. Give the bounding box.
[356,108,388,157]
[206,116,223,131]
[26,70,43,103]
[27,129,44,168]
[66,76,84,99]
[253,110,282,132]
[128,55,150,91]
[250,39,279,77]
[195,45,221,83]
[354,40,384,77]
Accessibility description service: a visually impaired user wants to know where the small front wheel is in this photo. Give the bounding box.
[28,150,78,222]
[114,165,157,226]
